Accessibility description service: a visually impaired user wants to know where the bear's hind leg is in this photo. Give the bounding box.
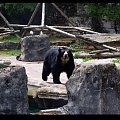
[52,71,61,84]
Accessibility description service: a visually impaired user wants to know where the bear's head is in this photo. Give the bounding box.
[58,47,72,64]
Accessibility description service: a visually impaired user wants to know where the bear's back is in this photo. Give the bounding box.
[44,48,59,65]
[45,48,59,58]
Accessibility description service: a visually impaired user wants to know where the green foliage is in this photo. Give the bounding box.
[112,58,120,64]
[69,44,79,49]
[84,3,99,16]
[0,3,37,17]
[69,43,83,52]
[0,49,21,56]
[73,52,92,62]
[73,52,80,59]
[84,3,120,20]
[0,35,20,56]
[0,35,19,43]
[82,57,92,62]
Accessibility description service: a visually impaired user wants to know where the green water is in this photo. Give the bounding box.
[28,106,41,114]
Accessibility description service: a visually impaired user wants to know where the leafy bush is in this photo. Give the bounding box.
[0,3,37,17]
[84,3,120,20]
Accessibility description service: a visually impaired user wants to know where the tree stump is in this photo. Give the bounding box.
[18,34,50,62]
[61,59,120,114]
[0,66,28,114]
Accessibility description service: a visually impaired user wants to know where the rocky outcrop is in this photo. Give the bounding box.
[61,59,120,114]
[18,34,50,62]
[0,66,28,114]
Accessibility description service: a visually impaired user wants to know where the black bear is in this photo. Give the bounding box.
[42,46,75,84]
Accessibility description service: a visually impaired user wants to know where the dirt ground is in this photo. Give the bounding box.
[0,55,68,86]
[1,55,115,87]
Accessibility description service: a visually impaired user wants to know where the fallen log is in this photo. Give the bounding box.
[89,49,110,54]
[102,44,120,52]
[46,25,76,38]
[0,30,20,36]
[0,12,20,39]
[79,52,120,59]
[77,35,120,52]
[9,24,28,27]
[74,27,101,34]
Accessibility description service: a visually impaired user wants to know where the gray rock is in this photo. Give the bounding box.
[18,34,50,62]
[0,66,28,114]
[61,60,120,114]
[0,42,18,49]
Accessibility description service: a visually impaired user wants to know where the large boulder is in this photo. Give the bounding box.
[0,66,28,114]
[61,59,120,114]
[18,34,50,62]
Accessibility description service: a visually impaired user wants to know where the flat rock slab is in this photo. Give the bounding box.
[29,82,68,100]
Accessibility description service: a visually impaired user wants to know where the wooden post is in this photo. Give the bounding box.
[23,25,43,29]
[9,24,28,27]
[40,3,45,35]
[79,52,120,59]
[89,49,110,54]
[0,30,20,36]
[0,12,20,39]
[21,3,41,37]
[51,3,76,27]
[46,25,76,38]
[102,44,120,52]
[74,27,101,34]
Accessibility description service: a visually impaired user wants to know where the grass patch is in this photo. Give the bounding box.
[0,49,21,56]
[0,35,20,56]
[0,35,19,43]
[70,43,91,53]
[83,57,92,62]
[112,58,120,64]
[73,52,93,62]
[49,34,69,42]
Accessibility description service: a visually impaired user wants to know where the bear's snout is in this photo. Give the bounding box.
[63,51,68,59]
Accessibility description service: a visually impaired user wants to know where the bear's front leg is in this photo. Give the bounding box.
[66,69,74,79]
[66,63,75,79]
[52,70,61,84]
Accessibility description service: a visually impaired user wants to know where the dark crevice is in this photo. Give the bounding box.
[28,96,68,113]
